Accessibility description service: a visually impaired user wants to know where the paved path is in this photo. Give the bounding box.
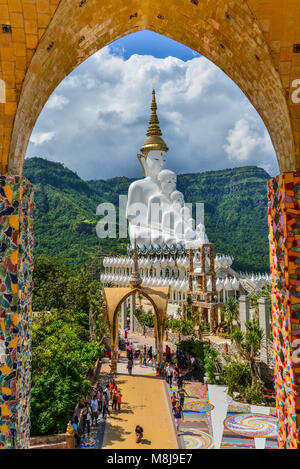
[101,358,178,449]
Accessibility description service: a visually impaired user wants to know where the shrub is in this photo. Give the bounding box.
[241,382,266,405]
[177,338,205,361]
[222,360,251,396]
[136,312,155,328]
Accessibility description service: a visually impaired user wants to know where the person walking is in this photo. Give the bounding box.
[173,400,184,435]
[177,386,188,409]
[112,386,118,411]
[135,425,144,443]
[143,349,147,367]
[90,395,98,426]
[72,416,81,448]
[97,385,103,413]
[102,391,110,419]
[81,402,92,439]
[117,390,122,412]
[147,346,153,365]
[128,358,133,375]
[171,392,177,408]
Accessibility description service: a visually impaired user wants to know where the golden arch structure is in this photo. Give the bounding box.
[104,285,169,374]
[0,0,300,449]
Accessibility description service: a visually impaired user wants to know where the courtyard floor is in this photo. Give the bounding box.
[76,331,278,450]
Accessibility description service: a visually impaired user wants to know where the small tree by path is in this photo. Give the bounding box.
[222,297,239,334]
[231,317,263,386]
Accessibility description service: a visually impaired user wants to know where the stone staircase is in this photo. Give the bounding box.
[29,434,66,450]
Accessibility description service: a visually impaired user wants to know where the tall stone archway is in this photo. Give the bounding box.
[104,285,169,374]
[0,0,300,449]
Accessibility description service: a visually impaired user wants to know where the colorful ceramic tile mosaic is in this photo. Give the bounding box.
[0,176,34,449]
[166,381,214,449]
[268,173,300,449]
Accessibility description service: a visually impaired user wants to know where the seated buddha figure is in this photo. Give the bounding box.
[126,89,169,249]
[147,169,177,248]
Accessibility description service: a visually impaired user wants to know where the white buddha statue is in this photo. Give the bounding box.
[126,90,168,249]
[126,89,209,250]
[147,169,177,247]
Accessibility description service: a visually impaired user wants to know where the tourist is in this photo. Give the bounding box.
[139,353,143,367]
[177,386,188,409]
[135,425,144,444]
[72,416,81,448]
[143,348,147,367]
[177,372,184,389]
[102,391,110,419]
[128,342,133,360]
[108,379,115,400]
[117,390,122,412]
[90,395,98,426]
[96,385,103,413]
[174,363,179,384]
[81,402,92,438]
[112,386,118,410]
[128,357,133,375]
[171,392,177,408]
[147,346,153,365]
[165,344,171,362]
[166,363,174,387]
[173,400,184,435]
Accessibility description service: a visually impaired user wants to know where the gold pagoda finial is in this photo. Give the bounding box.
[138,89,168,169]
[147,89,162,138]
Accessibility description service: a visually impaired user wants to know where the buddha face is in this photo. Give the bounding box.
[171,191,184,209]
[158,169,177,195]
[144,150,166,177]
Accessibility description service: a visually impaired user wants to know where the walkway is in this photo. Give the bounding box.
[100,357,178,449]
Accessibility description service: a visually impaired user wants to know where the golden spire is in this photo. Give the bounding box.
[139,89,169,158]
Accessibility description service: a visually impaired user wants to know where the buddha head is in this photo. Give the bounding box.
[170,190,184,210]
[158,169,177,196]
[138,90,168,179]
[139,150,167,179]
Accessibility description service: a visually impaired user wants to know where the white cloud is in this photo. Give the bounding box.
[45,94,69,110]
[224,114,274,172]
[30,131,56,145]
[26,45,279,179]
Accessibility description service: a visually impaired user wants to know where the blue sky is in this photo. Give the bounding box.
[26,31,279,180]
[109,30,200,61]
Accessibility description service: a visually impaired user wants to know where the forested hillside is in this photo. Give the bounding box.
[23,157,270,272]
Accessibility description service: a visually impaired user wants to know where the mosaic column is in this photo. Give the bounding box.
[0,176,34,449]
[268,173,300,449]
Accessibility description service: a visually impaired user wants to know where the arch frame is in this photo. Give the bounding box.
[103,285,170,373]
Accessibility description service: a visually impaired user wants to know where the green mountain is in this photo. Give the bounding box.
[23,157,270,272]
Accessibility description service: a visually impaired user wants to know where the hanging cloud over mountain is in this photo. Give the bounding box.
[27,43,279,180]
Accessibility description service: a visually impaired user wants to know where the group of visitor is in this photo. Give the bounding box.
[126,342,157,374]
[71,379,123,447]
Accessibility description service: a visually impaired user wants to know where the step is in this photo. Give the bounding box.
[29,441,66,450]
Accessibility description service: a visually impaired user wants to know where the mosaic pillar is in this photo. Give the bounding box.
[0,176,34,449]
[268,173,300,449]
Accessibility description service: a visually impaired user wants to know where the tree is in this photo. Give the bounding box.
[31,310,104,436]
[231,317,263,385]
[222,297,239,333]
